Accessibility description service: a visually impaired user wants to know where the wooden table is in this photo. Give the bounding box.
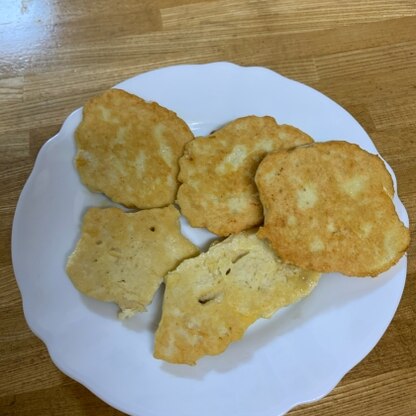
[1,1,415,415]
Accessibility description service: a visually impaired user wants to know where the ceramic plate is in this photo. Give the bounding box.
[12,62,409,416]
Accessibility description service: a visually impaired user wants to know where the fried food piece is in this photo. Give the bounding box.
[154,230,320,365]
[75,89,194,209]
[66,205,199,319]
[177,116,313,236]
[256,141,410,277]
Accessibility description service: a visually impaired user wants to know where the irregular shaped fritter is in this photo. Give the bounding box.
[66,205,199,319]
[177,116,313,236]
[75,89,194,209]
[256,141,410,277]
[154,230,320,365]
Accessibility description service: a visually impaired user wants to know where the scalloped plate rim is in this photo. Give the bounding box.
[11,62,409,416]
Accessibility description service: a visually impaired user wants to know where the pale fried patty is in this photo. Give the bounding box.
[75,89,194,209]
[256,141,410,276]
[66,205,199,319]
[154,230,320,365]
[177,116,313,236]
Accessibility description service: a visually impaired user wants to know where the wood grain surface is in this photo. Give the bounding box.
[1,1,415,415]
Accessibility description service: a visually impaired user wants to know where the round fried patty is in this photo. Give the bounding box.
[177,116,313,236]
[75,89,194,208]
[255,141,410,276]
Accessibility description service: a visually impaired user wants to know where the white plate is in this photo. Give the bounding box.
[12,62,409,416]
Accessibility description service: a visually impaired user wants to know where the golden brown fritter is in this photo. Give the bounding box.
[256,141,410,276]
[154,230,320,365]
[177,116,313,236]
[66,205,199,319]
[75,89,194,209]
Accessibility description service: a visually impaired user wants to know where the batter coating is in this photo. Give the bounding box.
[66,205,199,319]
[256,141,410,276]
[75,89,194,209]
[177,116,313,236]
[154,230,320,365]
